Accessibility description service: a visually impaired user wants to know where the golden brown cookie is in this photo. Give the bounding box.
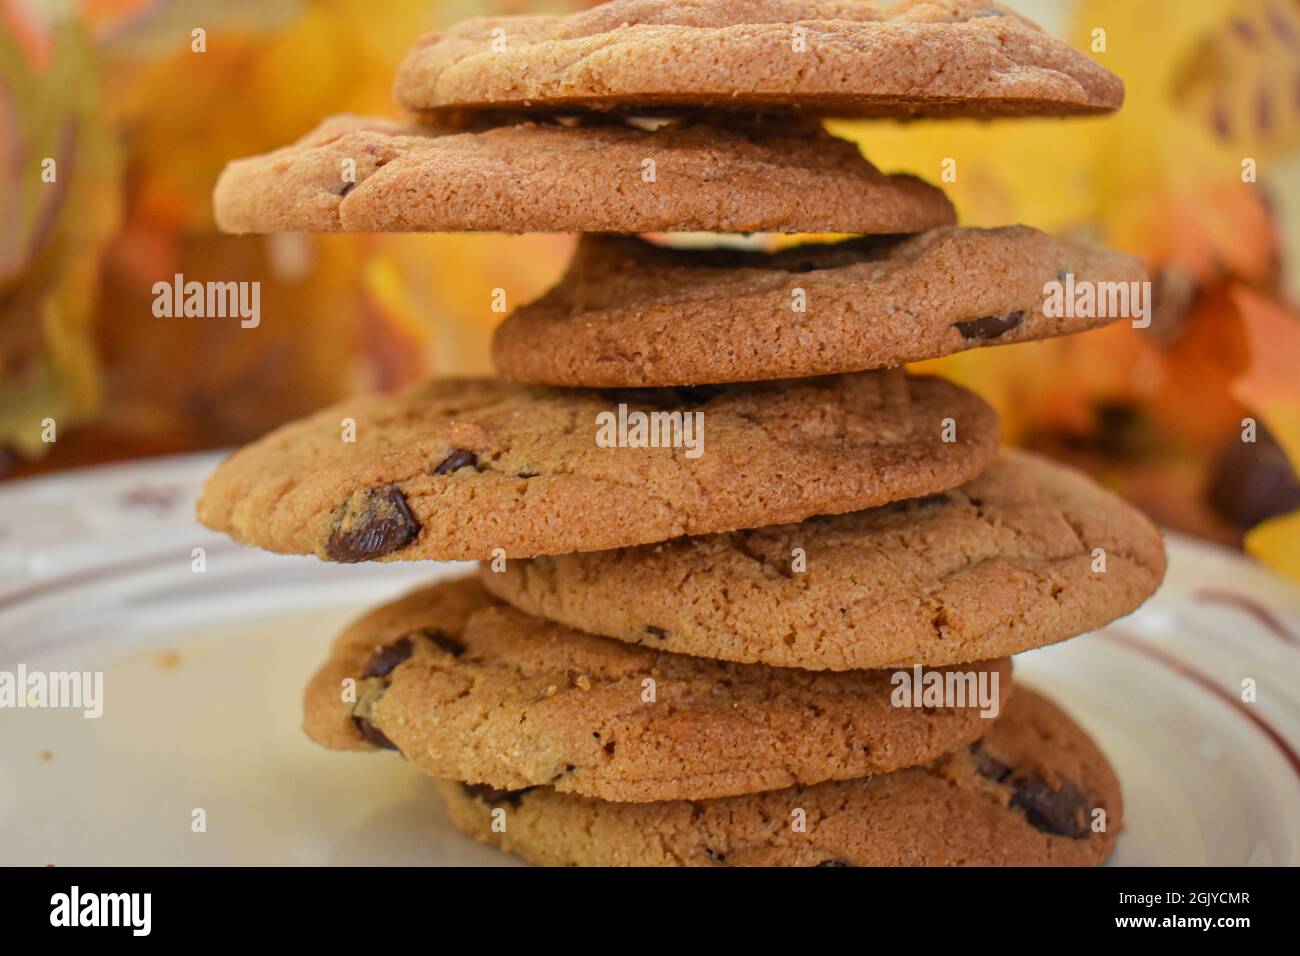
[483,450,1166,669]
[393,0,1123,120]
[303,576,1012,802]
[197,371,999,562]
[436,686,1122,866]
[492,228,1149,387]
[212,114,953,235]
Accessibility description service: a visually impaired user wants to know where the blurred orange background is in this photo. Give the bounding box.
[2,0,1299,582]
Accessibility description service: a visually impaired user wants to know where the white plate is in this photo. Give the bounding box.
[1,453,1298,866]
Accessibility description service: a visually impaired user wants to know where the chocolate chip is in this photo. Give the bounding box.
[434,448,478,475]
[970,744,1091,838]
[352,715,398,750]
[954,311,1024,340]
[326,484,420,562]
[422,629,466,657]
[971,743,1012,783]
[360,636,414,679]
[644,625,668,639]
[460,783,535,806]
[815,859,854,867]
[704,847,728,863]
[1009,773,1091,839]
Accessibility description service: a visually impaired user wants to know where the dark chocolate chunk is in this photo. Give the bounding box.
[352,715,398,750]
[970,743,1012,783]
[326,484,419,562]
[460,783,536,806]
[360,636,414,679]
[1009,773,1091,839]
[421,628,466,657]
[434,448,478,475]
[815,859,854,867]
[971,744,1091,838]
[954,311,1024,340]
[644,625,669,639]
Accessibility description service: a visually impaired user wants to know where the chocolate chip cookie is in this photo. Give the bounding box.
[492,228,1149,387]
[393,0,1122,120]
[213,114,953,235]
[303,576,1012,801]
[435,686,1121,866]
[482,450,1166,669]
[197,371,999,562]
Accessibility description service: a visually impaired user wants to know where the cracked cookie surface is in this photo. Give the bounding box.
[436,686,1122,865]
[303,576,1012,802]
[493,228,1148,387]
[197,371,998,561]
[213,114,953,235]
[393,0,1122,119]
[483,450,1166,668]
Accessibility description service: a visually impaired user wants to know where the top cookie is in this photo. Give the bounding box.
[482,449,1166,669]
[196,371,999,561]
[492,227,1149,387]
[213,114,953,235]
[393,0,1122,119]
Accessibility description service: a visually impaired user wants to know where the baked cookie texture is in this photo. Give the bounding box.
[436,686,1121,866]
[393,0,1123,119]
[483,450,1166,670]
[303,577,1012,802]
[493,228,1149,387]
[196,371,999,562]
[212,114,954,235]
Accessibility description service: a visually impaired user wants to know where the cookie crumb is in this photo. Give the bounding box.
[152,650,183,670]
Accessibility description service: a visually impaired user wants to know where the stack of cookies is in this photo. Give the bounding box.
[200,0,1167,866]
